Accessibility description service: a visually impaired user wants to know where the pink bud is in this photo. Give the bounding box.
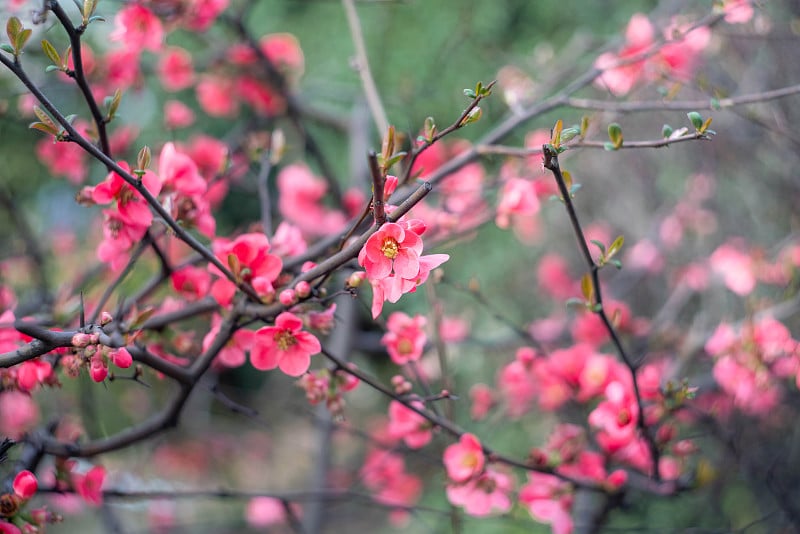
[71,333,91,348]
[347,271,366,288]
[279,289,297,306]
[295,281,311,298]
[110,348,133,369]
[89,357,108,382]
[13,470,38,499]
[100,311,114,325]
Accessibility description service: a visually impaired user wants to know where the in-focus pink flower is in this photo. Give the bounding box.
[359,223,423,281]
[209,233,283,306]
[251,312,321,376]
[443,433,485,483]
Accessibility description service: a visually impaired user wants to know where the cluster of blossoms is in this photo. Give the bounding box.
[0,470,57,534]
[705,316,800,415]
[297,367,360,418]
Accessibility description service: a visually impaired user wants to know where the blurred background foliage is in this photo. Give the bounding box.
[2,0,800,532]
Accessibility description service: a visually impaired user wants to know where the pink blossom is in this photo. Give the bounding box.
[0,522,21,534]
[657,21,711,82]
[36,125,89,184]
[236,76,285,116]
[443,433,485,483]
[709,242,756,295]
[519,473,574,534]
[360,449,422,517]
[101,47,141,91]
[537,254,578,300]
[381,312,427,365]
[196,76,239,117]
[251,312,321,376]
[72,465,106,506]
[723,0,754,24]
[588,381,639,452]
[594,13,654,95]
[360,222,423,280]
[158,142,207,197]
[171,266,212,300]
[260,33,305,81]
[277,164,346,237]
[271,222,308,258]
[209,233,282,306]
[246,497,292,527]
[91,161,161,226]
[469,383,494,420]
[13,470,38,500]
[496,177,540,229]
[111,4,163,52]
[446,467,513,517]
[387,400,432,449]
[182,0,229,32]
[16,359,53,391]
[157,47,195,91]
[164,100,196,129]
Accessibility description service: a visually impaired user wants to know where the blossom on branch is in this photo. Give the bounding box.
[251,312,321,376]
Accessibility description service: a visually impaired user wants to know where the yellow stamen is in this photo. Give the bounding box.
[381,237,399,259]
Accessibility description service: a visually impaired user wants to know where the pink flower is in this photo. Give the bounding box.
[13,470,38,500]
[157,47,195,91]
[446,467,513,517]
[236,76,285,116]
[519,473,574,534]
[16,359,53,391]
[495,177,540,229]
[73,465,106,506]
[182,0,229,32]
[537,253,578,300]
[196,76,239,117]
[723,0,754,24]
[171,266,212,300]
[588,381,639,452]
[204,316,256,368]
[360,222,423,281]
[164,100,196,130]
[111,4,163,52]
[469,383,494,420]
[594,13,654,95]
[276,164,346,237]
[260,33,305,82]
[381,312,427,365]
[251,312,321,376]
[158,142,207,197]
[387,400,432,449]
[246,497,296,527]
[709,241,756,295]
[209,233,283,306]
[91,161,161,226]
[443,433,484,483]
[0,391,39,439]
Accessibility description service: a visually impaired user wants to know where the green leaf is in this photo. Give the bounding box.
[0,43,15,55]
[463,88,476,99]
[45,65,61,72]
[551,119,563,147]
[137,145,151,171]
[384,151,407,170]
[41,39,61,66]
[15,28,31,52]
[423,116,436,141]
[603,141,617,151]
[581,274,594,302]
[580,116,589,138]
[662,124,673,138]
[607,235,624,259]
[108,88,122,119]
[565,297,586,310]
[32,105,57,131]
[611,259,623,269]
[687,111,704,130]
[590,239,606,255]
[459,106,482,126]
[560,127,580,143]
[710,97,721,110]
[6,17,22,45]
[87,15,106,24]
[607,122,623,148]
[699,117,713,134]
[29,122,59,136]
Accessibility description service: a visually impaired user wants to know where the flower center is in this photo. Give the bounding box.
[397,339,413,355]
[275,330,297,351]
[381,237,399,259]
